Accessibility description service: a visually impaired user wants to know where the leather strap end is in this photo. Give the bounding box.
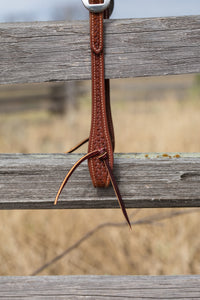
[90,12,104,54]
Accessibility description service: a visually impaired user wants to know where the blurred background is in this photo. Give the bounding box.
[0,0,200,276]
[1,0,200,22]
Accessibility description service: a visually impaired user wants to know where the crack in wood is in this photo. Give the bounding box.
[180,172,200,181]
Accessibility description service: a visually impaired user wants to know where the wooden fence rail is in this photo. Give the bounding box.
[0,15,200,85]
[0,153,200,210]
[1,275,200,299]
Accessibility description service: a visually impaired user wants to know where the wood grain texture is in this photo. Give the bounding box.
[0,15,200,84]
[0,275,200,299]
[1,153,200,209]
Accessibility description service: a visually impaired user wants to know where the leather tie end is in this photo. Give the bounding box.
[98,149,108,161]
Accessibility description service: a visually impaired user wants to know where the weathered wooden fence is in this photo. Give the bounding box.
[0,81,81,114]
[0,14,200,299]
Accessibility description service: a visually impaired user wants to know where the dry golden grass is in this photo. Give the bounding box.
[0,75,200,276]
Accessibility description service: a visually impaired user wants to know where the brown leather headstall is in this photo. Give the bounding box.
[54,0,131,229]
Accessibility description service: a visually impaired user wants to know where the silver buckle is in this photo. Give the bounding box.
[81,0,111,13]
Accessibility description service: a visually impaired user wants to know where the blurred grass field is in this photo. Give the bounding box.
[0,75,200,276]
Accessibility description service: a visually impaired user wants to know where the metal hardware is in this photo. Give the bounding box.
[81,0,111,13]
[108,0,114,17]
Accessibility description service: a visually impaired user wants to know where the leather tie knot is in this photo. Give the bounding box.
[98,149,108,161]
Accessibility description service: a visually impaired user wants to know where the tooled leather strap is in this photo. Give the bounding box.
[54,0,131,228]
[104,6,115,151]
[88,0,114,187]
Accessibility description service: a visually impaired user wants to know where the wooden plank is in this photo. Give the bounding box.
[0,15,200,84]
[0,275,200,299]
[0,153,200,209]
